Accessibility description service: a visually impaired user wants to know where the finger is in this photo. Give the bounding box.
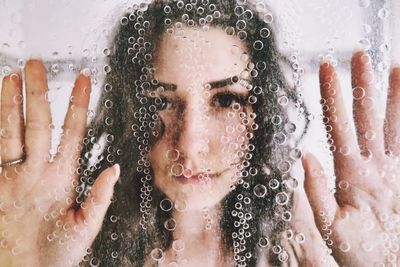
[351,51,384,154]
[72,164,119,239]
[384,66,400,156]
[1,72,24,163]
[319,61,359,160]
[302,153,338,230]
[53,74,91,169]
[24,59,52,161]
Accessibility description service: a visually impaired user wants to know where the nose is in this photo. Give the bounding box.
[174,104,209,171]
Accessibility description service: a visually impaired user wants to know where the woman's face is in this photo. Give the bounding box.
[148,26,255,211]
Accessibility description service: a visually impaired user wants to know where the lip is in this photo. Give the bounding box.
[175,172,217,184]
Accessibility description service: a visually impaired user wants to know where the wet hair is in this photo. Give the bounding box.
[79,0,310,266]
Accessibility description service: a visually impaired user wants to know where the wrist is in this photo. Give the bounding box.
[0,249,40,267]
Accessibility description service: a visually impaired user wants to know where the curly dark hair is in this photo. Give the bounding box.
[78,0,310,266]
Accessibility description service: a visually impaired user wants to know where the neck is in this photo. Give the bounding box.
[166,204,230,265]
[172,204,222,244]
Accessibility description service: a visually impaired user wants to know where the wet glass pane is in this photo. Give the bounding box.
[0,0,400,266]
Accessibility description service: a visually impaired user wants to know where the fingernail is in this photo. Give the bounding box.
[29,54,42,58]
[391,62,400,70]
[9,73,20,85]
[80,68,91,77]
[301,148,308,158]
[320,59,330,68]
[353,47,365,56]
[113,163,120,180]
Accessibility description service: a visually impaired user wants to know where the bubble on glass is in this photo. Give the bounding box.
[150,248,164,261]
[377,61,389,72]
[225,26,235,36]
[272,245,282,254]
[237,30,247,41]
[278,251,289,262]
[359,38,371,50]
[89,257,100,267]
[362,23,372,35]
[284,177,299,190]
[282,211,292,222]
[253,40,264,51]
[338,180,349,191]
[263,13,274,23]
[174,199,187,212]
[352,86,366,100]
[160,198,173,212]
[271,115,282,125]
[361,97,376,111]
[295,233,306,244]
[81,68,91,77]
[236,20,246,31]
[364,130,376,141]
[339,242,351,252]
[278,160,291,173]
[103,65,112,74]
[120,16,129,25]
[164,218,177,231]
[359,0,371,8]
[253,184,267,198]
[284,122,296,134]
[103,48,111,56]
[172,239,185,252]
[166,149,180,161]
[257,237,269,248]
[378,7,389,19]
[16,58,26,69]
[289,148,302,160]
[259,28,271,38]
[278,95,288,106]
[275,192,289,206]
[171,163,184,176]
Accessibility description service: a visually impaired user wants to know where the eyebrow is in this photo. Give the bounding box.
[153,76,251,91]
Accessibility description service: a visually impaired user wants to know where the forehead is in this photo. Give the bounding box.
[153,26,250,84]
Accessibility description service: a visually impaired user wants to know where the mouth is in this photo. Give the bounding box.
[175,172,219,184]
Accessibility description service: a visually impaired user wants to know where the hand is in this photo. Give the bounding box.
[0,60,119,267]
[287,181,339,266]
[302,51,400,266]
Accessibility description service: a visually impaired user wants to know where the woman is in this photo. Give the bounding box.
[0,0,399,266]
[82,0,310,266]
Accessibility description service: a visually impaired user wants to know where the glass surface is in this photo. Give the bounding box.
[0,0,399,266]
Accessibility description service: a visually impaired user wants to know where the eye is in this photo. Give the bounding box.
[212,92,246,109]
[152,97,173,111]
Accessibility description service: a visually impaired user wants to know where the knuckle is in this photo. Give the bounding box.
[27,88,47,97]
[25,118,52,131]
[0,128,18,141]
[62,126,84,139]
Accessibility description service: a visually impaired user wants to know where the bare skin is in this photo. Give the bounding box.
[1,51,400,267]
[303,51,400,266]
[0,60,119,267]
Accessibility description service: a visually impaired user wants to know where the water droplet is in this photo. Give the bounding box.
[352,86,365,100]
[359,0,370,8]
[164,218,176,231]
[258,237,269,247]
[150,248,164,261]
[339,242,351,252]
[253,184,267,198]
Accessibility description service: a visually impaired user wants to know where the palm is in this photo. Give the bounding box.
[0,60,118,266]
[303,51,400,266]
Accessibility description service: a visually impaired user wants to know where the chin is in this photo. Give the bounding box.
[161,185,227,211]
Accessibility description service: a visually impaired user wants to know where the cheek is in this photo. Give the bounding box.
[149,139,169,176]
[209,114,251,162]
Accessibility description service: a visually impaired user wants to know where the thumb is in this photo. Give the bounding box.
[302,153,338,227]
[74,163,120,237]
